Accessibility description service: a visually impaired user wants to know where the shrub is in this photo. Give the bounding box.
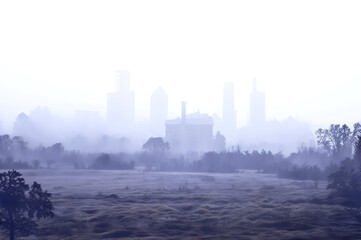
[90,153,134,170]
[328,158,361,199]
[278,164,323,180]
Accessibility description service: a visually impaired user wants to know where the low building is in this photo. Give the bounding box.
[165,102,213,153]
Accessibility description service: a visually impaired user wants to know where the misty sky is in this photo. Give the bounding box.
[0,0,360,130]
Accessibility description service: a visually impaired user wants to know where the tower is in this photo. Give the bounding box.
[115,71,130,93]
[107,70,135,133]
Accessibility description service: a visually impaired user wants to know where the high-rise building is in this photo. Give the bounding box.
[249,79,266,126]
[114,71,130,93]
[150,86,168,136]
[107,71,135,133]
[222,82,237,134]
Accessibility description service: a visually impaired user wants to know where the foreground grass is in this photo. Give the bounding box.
[5,169,361,240]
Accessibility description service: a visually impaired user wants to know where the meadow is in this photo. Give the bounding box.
[9,169,361,240]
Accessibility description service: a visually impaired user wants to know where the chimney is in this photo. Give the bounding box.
[181,101,187,122]
[253,78,257,92]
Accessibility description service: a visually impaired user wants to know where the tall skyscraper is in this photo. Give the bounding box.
[249,79,266,126]
[107,71,135,133]
[150,86,168,136]
[114,71,130,93]
[223,82,237,134]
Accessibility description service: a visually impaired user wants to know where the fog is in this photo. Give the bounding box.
[1,1,361,128]
[1,1,361,239]
[4,75,315,154]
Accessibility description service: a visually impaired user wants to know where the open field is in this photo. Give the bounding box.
[6,169,361,240]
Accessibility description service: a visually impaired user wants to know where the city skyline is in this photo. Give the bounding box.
[0,70,358,133]
[1,1,361,130]
[0,2,360,239]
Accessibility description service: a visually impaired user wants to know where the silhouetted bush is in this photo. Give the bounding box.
[278,164,323,180]
[328,158,361,200]
[143,137,169,152]
[0,157,31,169]
[90,153,135,170]
[323,162,339,178]
[193,151,237,173]
[287,145,330,168]
[192,150,286,173]
[327,136,361,207]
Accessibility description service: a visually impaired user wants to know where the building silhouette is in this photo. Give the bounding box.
[249,79,265,126]
[165,102,213,153]
[150,86,168,136]
[107,71,135,133]
[222,82,237,135]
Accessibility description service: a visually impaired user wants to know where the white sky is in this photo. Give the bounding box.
[0,0,360,130]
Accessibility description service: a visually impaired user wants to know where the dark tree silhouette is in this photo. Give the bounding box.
[50,143,64,155]
[90,153,135,170]
[0,170,54,240]
[354,135,361,166]
[328,137,361,205]
[327,158,361,198]
[142,137,169,153]
[142,137,170,171]
[0,135,12,158]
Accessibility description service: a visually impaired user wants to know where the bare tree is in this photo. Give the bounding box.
[316,123,361,161]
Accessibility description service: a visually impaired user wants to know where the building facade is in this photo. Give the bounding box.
[107,70,135,133]
[165,102,213,153]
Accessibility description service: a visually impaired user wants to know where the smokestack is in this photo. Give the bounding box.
[253,78,257,92]
[181,101,187,122]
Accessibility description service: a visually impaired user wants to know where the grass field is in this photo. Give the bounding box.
[5,169,361,240]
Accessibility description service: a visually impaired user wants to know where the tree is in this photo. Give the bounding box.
[328,137,361,205]
[316,123,361,161]
[327,158,361,198]
[12,113,34,140]
[142,138,170,170]
[142,137,169,153]
[0,170,54,240]
[50,143,64,155]
[0,135,12,158]
[354,135,361,166]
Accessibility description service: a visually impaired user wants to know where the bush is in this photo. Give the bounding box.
[0,157,31,169]
[328,158,361,199]
[327,136,361,207]
[90,153,134,170]
[278,164,323,180]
